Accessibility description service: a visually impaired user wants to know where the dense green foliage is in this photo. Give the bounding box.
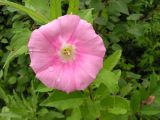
[0,0,160,120]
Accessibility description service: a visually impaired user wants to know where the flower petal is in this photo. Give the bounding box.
[36,64,63,88]
[28,29,52,50]
[58,15,80,42]
[72,20,106,57]
[36,63,77,93]
[28,30,57,72]
[38,19,62,49]
[76,36,106,58]
[71,20,97,42]
[55,63,76,93]
[74,54,103,90]
[74,65,93,90]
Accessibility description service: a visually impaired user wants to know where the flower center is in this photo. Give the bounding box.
[63,48,72,56]
[60,44,75,61]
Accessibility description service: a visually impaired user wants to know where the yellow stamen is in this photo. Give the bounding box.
[60,44,75,61]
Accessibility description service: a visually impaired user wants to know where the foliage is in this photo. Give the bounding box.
[0,0,160,120]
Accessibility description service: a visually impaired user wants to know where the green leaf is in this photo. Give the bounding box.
[38,110,64,120]
[126,72,141,79]
[130,91,141,113]
[25,0,50,20]
[40,91,84,110]
[6,91,37,119]
[80,100,100,120]
[95,17,108,26]
[50,0,62,20]
[94,84,110,100]
[0,86,8,103]
[127,14,143,21]
[114,69,121,80]
[79,9,94,23]
[1,38,8,43]
[101,111,128,120]
[96,69,119,93]
[3,46,28,68]
[141,105,160,115]
[67,107,81,120]
[0,0,49,24]
[104,50,122,71]
[35,83,53,92]
[152,91,160,105]
[149,72,159,93]
[101,95,130,115]
[127,23,144,37]
[67,0,79,15]
[120,83,133,97]
[0,112,21,119]
[90,0,104,11]
[8,76,17,85]
[86,101,101,119]
[0,70,3,79]
[109,0,129,15]
[108,107,127,115]
[10,28,31,50]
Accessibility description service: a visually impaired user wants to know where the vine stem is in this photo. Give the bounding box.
[88,86,94,101]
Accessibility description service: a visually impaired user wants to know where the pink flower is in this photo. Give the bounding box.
[28,15,106,93]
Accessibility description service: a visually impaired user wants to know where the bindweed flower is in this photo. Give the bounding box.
[28,15,106,93]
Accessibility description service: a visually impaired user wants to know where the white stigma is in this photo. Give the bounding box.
[60,44,75,61]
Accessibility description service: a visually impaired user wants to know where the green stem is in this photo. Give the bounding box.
[88,86,94,101]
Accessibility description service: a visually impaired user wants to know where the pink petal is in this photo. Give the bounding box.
[36,63,76,93]
[36,63,63,88]
[55,63,76,93]
[38,19,62,49]
[39,19,60,40]
[74,64,93,90]
[58,15,80,42]
[72,20,106,57]
[71,20,97,42]
[28,29,52,50]
[76,36,106,58]
[30,52,54,73]
[74,54,103,90]
[28,30,56,72]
